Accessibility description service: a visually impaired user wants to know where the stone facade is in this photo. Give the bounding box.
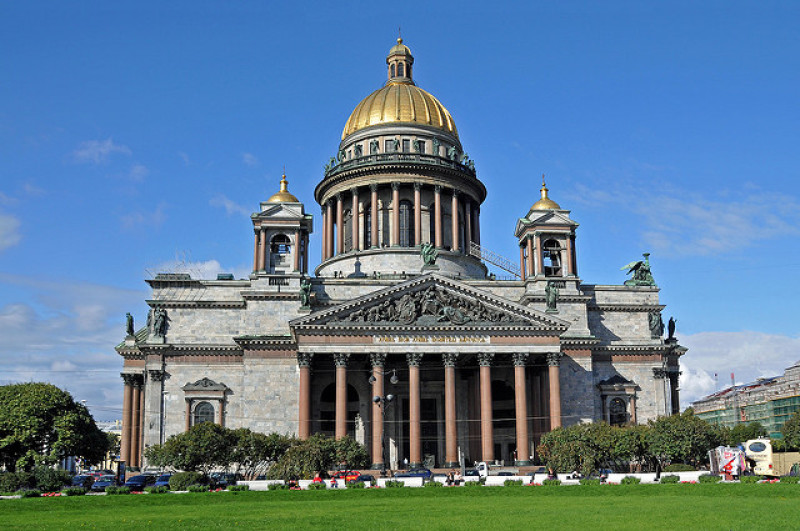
[116,39,686,470]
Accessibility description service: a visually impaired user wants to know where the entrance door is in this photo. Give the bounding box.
[421,398,439,467]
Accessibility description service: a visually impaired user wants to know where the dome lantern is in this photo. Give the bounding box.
[386,38,414,84]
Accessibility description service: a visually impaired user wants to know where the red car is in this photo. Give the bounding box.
[332,470,360,482]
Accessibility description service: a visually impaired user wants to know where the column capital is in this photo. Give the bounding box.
[336,193,342,201]
[297,352,314,367]
[148,369,166,382]
[407,353,424,367]
[370,183,378,192]
[391,182,400,191]
[121,373,138,386]
[452,188,459,197]
[414,182,422,191]
[652,367,667,379]
[434,185,442,194]
[512,353,529,366]
[442,352,458,367]
[370,352,387,368]
[478,352,494,367]
[334,353,350,367]
[546,352,562,367]
[350,187,359,196]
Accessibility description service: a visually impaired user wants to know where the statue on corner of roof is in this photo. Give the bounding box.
[299,276,312,308]
[620,252,656,286]
[125,312,134,337]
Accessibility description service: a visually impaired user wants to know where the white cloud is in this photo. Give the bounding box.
[73,138,132,164]
[120,203,167,229]
[23,183,45,196]
[210,195,251,217]
[0,192,17,206]
[0,213,22,251]
[242,153,259,167]
[178,152,190,166]
[128,164,149,181]
[679,331,800,408]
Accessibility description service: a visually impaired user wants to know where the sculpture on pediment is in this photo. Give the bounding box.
[621,252,656,286]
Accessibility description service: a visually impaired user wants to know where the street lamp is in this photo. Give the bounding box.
[372,394,395,477]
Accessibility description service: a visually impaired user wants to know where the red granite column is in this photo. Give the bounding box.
[474,205,481,246]
[451,190,460,253]
[252,231,259,273]
[370,353,386,468]
[185,400,191,432]
[336,194,344,255]
[298,353,312,439]
[130,380,141,467]
[351,188,359,251]
[370,184,378,248]
[527,238,534,277]
[629,395,637,424]
[120,375,133,466]
[443,353,458,467]
[216,399,224,426]
[414,183,422,246]
[326,201,334,260]
[293,230,300,271]
[334,353,349,439]
[520,246,526,281]
[548,353,562,429]
[408,353,423,467]
[564,235,573,276]
[391,183,400,247]
[535,235,542,276]
[259,229,267,271]
[479,353,494,462]
[434,186,442,248]
[321,207,327,261]
[513,353,530,465]
[465,197,472,251]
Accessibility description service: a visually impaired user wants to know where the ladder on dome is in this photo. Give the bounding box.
[469,242,521,278]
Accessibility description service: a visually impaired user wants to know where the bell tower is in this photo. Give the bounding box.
[251,174,313,277]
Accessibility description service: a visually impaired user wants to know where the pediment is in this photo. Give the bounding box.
[515,211,578,236]
[290,273,569,332]
[182,377,229,392]
[254,203,305,220]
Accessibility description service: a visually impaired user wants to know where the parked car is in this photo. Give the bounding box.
[210,473,240,488]
[395,467,432,479]
[124,474,156,491]
[331,470,360,482]
[91,475,118,492]
[464,469,479,477]
[71,475,95,489]
[353,474,375,484]
[154,474,172,488]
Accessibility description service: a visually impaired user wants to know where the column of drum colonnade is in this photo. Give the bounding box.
[295,351,563,467]
[319,183,481,261]
[120,373,145,468]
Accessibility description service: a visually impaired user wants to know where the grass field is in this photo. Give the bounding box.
[3,484,798,530]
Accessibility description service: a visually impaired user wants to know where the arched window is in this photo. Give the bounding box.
[271,234,291,254]
[609,398,627,426]
[542,239,562,276]
[391,64,396,77]
[364,206,372,249]
[398,62,404,77]
[428,203,436,246]
[193,401,214,425]
[399,200,414,247]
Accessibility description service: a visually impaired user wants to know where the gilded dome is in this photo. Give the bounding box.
[530,176,561,211]
[267,174,299,203]
[341,39,458,140]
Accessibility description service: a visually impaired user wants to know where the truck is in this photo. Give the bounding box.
[743,438,800,477]
[474,461,519,478]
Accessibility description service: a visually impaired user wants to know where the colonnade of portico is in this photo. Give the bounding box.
[318,183,482,262]
[297,349,563,468]
[119,373,144,468]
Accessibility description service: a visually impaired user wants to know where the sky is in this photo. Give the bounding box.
[1,1,798,421]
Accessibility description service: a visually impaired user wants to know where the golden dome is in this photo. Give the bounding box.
[530,175,561,210]
[267,174,299,203]
[341,39,458,140]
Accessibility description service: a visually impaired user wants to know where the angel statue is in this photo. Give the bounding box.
[420,242,438,268]
[620,252,656,286]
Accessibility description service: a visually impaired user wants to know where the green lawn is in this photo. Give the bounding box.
[3,484,798,530]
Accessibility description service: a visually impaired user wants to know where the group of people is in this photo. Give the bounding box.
[445,469,463,486]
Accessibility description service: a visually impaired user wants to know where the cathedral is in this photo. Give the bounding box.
[117,39,685,470]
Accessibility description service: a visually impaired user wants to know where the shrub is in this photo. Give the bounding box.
[620,476,641,485]
[384,480,404,488]
[16,489,41,498]
[306,482,327,490]
[740,475,764,484]
[0,471,34,493]
[61,487,86,496]
[659,475,680,484]
[346,481,365,489]
[542,479,561,486]
[464,480,482,487]
[188,484,209,492]
[579,478,602,486]
[698,474,722,484]
[664,463,695,472]
[227,484,250,491]
[34,468,71,492]
[504,479,524,487]
[169,471,206,491]
[780,476,799,483]
[267,482,288,491]
[106,486,130,495]
[424,480,443,488]
[145,486,169,494]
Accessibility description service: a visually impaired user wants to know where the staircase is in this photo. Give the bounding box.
[469,242,521,278]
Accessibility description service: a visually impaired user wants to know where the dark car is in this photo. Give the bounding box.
[210,473,240,488]
[353,474,375,484]
[395,467,432,479]
[71,475,95,489]
[154,474,172,488]
[90,475,118,492]
[124,474,156,491]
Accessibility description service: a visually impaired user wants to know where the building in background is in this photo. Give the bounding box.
[117,40,686,470]
[693,362,800,437]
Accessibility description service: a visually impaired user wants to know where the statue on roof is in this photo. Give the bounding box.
[545,281,559,313]
[621,253,656,286]
[125,313,134,337]
[649,311,665,339]
[667,317,676,341]
[299,277,312,308]
[420,242,438,268]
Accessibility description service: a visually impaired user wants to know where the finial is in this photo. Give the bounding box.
[279,172,288,192]
[542,173,546,187]
[540,174,549,200]
[398,26,402,44]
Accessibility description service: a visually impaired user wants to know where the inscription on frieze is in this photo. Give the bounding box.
[373,335,490,344]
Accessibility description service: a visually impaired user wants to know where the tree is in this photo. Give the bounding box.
[266,434,369,480]
[0,383,108,471]
[646,411,720,468]
[781,410,800,450]
[229,429,295,479]
[718,422,767,446]
[144,422,236,474]
[537,422,618,475]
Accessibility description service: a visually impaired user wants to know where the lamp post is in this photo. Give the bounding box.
[372,394,394,477]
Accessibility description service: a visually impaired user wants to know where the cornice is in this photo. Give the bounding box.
[145,300,246,309]
[587,304,666,312]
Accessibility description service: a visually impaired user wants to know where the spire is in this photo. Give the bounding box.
[386,37,414,85]
[530,174,561,210]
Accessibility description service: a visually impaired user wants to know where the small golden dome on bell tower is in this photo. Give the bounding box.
[530,174,561,210]
[267,173,300,203]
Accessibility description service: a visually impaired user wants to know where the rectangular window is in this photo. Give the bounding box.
[385,140,394,153]
[417,141,425,154]
[402,139,410,152]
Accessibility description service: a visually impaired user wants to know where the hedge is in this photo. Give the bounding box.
[659,475,680,484]
[698,474,722,484]
[620,476,641,485]
[61,487,87,496]
[188,485,209,492]
[105,486,130,495]
[542,479,561,486]
[227,485,250,491]
[579,478,602,486]
[384,480,404,488]
[664,463,695,472]
[504,479,524,487]
[740,476,764,484]
[169,471,206,491]
[145,486,170,494]
[16,489,41,498]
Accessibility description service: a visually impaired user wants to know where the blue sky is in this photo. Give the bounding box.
[1,1,798,421]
